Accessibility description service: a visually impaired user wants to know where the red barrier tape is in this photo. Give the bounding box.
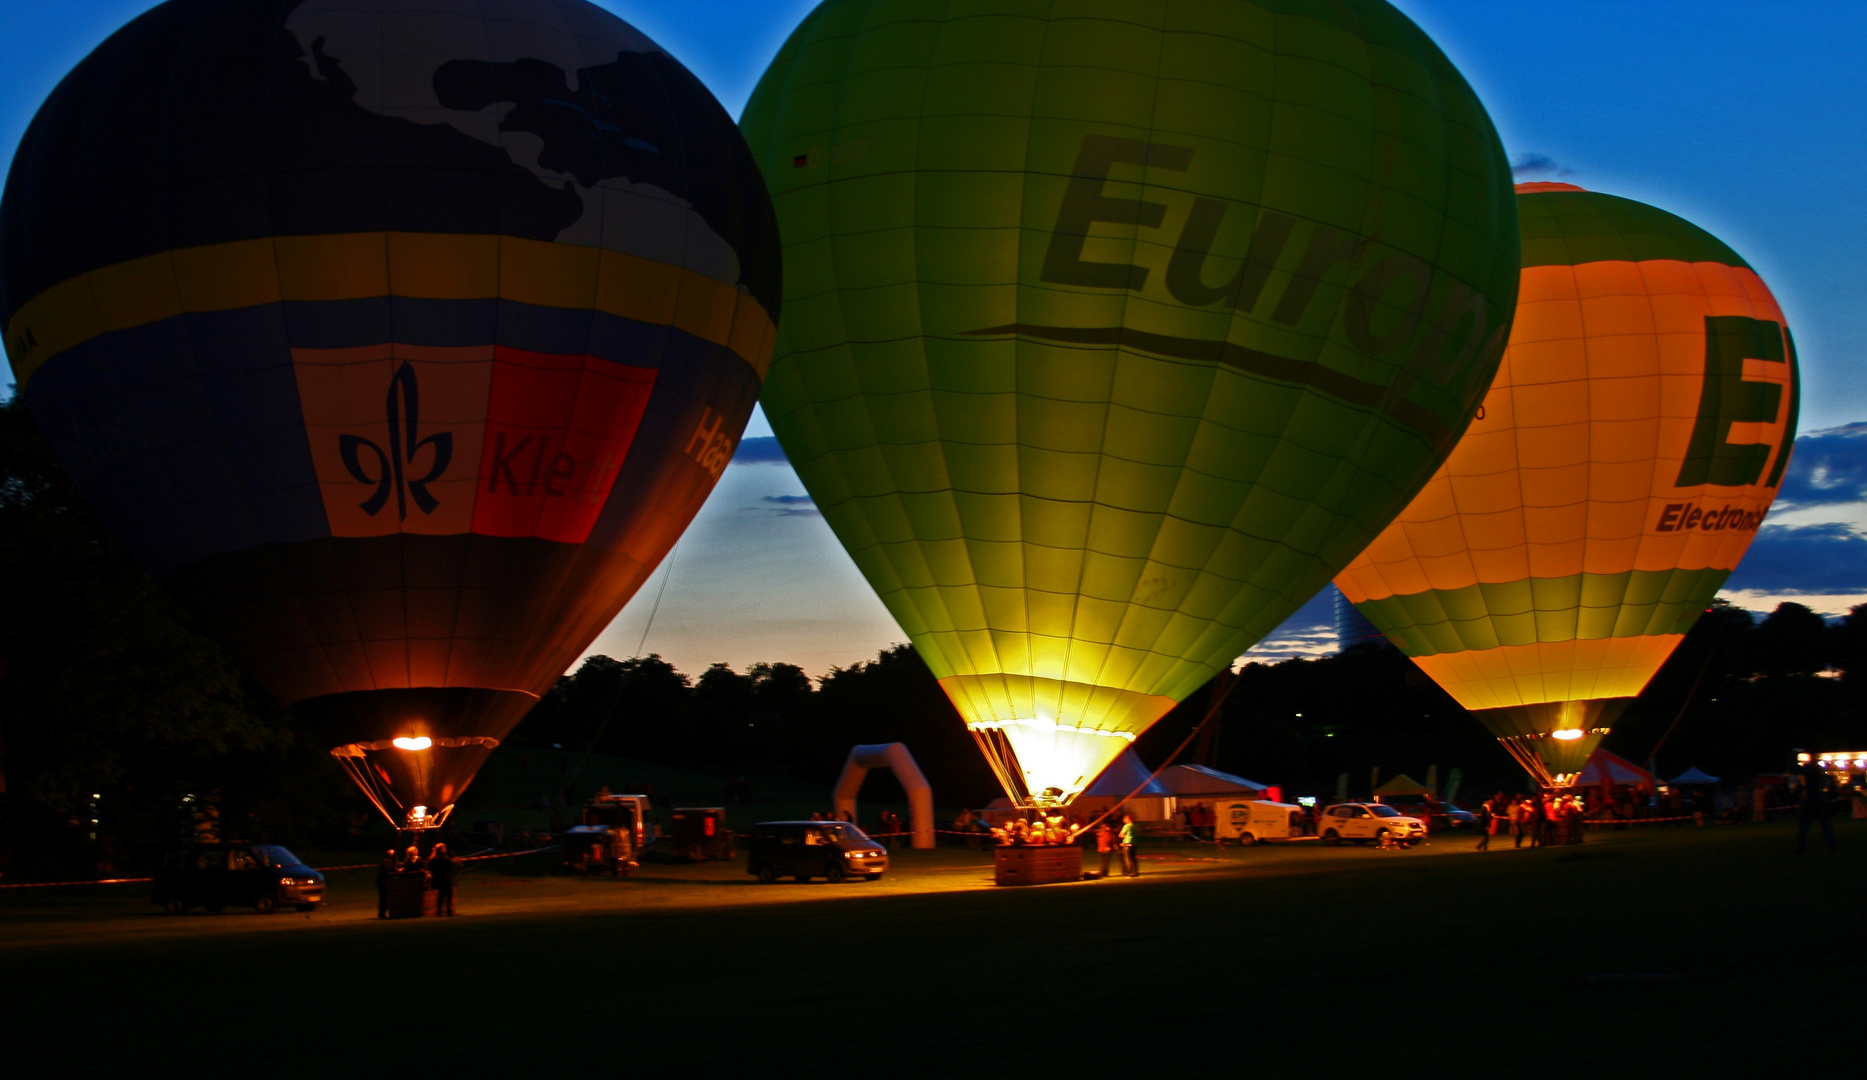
[0,876,154,890]
[0,844,562,889]
[1581,798,1851,828]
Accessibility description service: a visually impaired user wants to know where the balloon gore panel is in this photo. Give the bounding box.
[1,0,780,824]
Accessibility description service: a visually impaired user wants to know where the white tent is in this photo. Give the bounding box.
[1085,749,1172,797]
[1670,766,1721,785]
[1157,764,1270,797]
[1070,750,1174,822]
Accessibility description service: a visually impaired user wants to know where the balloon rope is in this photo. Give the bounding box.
[1645,618,1727,769]
[1069,666,1240,841]
[634,540,680,658]
[567,540,682,787]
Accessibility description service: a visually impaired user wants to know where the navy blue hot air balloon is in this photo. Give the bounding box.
[1,0,780,828]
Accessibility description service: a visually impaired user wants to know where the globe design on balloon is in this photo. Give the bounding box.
[743,0,1519,804]
[1,0,780,828]
[1336,183,1798,787]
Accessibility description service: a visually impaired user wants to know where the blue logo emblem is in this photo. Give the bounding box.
[339,362,454,519]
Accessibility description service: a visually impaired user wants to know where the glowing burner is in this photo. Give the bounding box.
[392,736,433,751]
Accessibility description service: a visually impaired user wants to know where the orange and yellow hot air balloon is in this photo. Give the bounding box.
[1336,182,1798,787]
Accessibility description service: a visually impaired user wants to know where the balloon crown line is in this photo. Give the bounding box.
[964,717,1136,741]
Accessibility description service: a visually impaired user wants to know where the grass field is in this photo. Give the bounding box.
[3,818,1861,1076]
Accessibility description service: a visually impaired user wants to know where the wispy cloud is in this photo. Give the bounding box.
[731,436,789,465]
[1510,152,1576,179]
[1724,522,1867,594]
[1773,422,1867,508]
[1241,624,1337,664]
[758,494,819,517]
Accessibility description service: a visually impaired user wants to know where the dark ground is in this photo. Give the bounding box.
[3,818,1861,1076]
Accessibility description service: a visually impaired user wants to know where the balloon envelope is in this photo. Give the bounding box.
[1337,182,1798,785]
[1,0,779,826]
[743,0,1518,803]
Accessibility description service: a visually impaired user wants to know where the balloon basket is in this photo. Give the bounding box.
[384,872,436,919]
[994,845,1083,886]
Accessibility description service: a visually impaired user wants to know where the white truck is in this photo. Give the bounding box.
[1218,799,1307,844]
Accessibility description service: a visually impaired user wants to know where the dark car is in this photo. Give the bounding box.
[153,844,325,915]
[746,821,888,884]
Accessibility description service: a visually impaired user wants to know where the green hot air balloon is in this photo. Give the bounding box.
[743,0,1519,805]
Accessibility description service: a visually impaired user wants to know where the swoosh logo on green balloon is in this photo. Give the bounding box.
[961,323,1451,447]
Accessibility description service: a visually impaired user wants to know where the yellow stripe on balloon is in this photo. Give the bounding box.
[3,233,777,387]
[1409,633,1688,712]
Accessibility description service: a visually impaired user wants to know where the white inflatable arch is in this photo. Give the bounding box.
[833,743,935,849]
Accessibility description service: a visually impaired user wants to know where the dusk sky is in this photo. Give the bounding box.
[3,1,1864,678]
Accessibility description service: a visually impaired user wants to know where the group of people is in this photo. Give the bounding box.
[374,842,459,918]
[1176,802,1219,840]
[1472,793,1587,849]
[1092,815,1141,877]
[990,813,1077,846]
[984,811,1143,879]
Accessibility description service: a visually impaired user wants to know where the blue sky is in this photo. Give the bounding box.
[3,1,1864,675]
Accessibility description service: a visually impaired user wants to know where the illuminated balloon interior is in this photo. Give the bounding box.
[742,0,1519,804]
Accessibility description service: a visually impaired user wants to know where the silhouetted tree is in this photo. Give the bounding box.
[1832,604,1867,682]
[0,397,331,879]
[1748,602,1830,679]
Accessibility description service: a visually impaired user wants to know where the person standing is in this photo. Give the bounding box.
[1118,813,1140,877]
[1094,821,1115,878]
[1795,758,1838,853]
[428,843,458,916]
[1509,797,1527,848]
[375,848,397,919]
[1475,800,1493,851]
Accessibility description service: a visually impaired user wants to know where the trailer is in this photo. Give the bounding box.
[561,794,655,876]
[1219,799,1307,843]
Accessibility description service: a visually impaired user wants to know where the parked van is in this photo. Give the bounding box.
[153,844,325,914]
[1218,800,1307,844]
[746,821,888,883]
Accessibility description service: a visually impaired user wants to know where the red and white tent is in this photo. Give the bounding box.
[1577,748,1655,791]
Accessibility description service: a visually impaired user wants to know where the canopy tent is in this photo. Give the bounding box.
[1670,766,1722,785]
[1577,748,1655,791]
[1156,764,1269,798]
[1373,774,1435,798]
[1085,750,1171,797]
[1068,750,1174,822]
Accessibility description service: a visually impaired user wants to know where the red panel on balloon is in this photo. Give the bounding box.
[471,347,657,544]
